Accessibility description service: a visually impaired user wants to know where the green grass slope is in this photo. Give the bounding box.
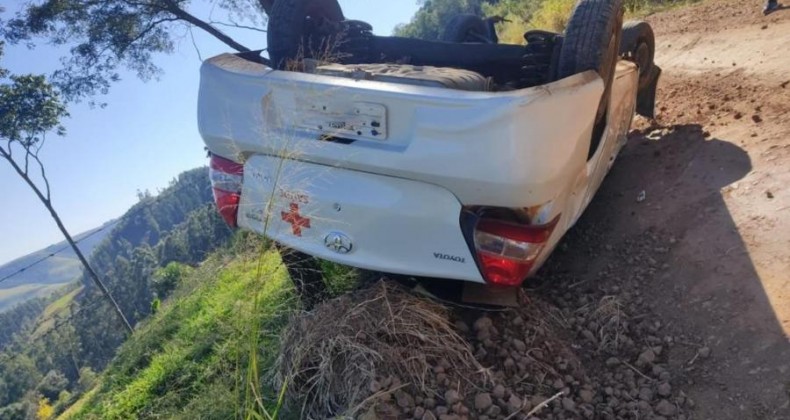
[60,243,299,420]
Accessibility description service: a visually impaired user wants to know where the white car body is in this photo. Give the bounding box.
[198,53,639,284]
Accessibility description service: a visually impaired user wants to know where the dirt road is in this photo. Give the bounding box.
[549,1,790,418]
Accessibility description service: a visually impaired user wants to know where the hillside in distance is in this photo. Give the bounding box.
[0,167,237,418]
[0,220,118,312]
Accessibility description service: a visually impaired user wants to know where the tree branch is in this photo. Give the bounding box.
[162,1,251,53]
[122,16,180,55]
[24,144,31,175]
[188,26,203,61]
[208,20,267,33]
[32,152,51,201]
[0,142,9,160]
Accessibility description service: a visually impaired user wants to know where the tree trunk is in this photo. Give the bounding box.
[0,148,134,335]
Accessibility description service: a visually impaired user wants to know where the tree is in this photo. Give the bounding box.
[0,402,26,420]
[152,261,192,298]
[394,0,488,40]
[55,390,72,410]
[36,371,68,401]
[76,367,98,393]
[0,377,7,407]
[1,0,271,102]
[0,43,133,334]
[0,354,41,406]
[36,398,54,420]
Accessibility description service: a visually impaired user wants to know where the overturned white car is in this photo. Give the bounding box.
[199,0,660,305]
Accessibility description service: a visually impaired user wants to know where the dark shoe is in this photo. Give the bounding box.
[764,2,779,15]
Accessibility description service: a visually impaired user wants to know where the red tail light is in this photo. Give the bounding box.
[473,216,559,286]
[209,154,244,228]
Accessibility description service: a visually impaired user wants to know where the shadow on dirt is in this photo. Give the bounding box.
[537,124,790,419]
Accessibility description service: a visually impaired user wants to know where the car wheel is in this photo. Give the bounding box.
[619,21,656,91]
[267,0,345,69]
[557,0,624,124]
[441,14,491,43]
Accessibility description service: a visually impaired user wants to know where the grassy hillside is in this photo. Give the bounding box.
[0,168,233,417]
[0,283,64,312]
[61,241,299,419]
[29,286,84,340]
[0,220,117,312]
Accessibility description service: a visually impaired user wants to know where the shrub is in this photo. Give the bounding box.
[151,262,193,298]
[529,0,577,32]
[36,398,54,420]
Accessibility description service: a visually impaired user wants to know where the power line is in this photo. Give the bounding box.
[0,224,113,285]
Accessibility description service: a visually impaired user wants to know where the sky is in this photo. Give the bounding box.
[0,0,420,265]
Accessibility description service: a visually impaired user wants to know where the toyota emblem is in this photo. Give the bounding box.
[324,232,353,254]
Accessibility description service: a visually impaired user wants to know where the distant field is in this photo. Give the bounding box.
[0,220,116,312]
[30,285,84,339]
[0,282,69,312]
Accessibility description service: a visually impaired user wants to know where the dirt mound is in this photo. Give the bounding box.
[277,273,693,419]
[276,282,483,419]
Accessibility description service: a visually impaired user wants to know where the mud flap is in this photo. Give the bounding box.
[636,65,661,118]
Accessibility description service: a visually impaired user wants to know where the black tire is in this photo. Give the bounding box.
[557,0,624,123]
[619,21,655,90]
[441,14,490,43]
[267,0,345,69]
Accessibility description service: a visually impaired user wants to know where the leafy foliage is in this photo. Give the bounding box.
[0,167,233,416]
[76,368,97,395]
[36,371,68,402]
[152,262,192,298]
[0,40,6,79]
[0,42,67,148]
[35,398,53,420]
[65,247,294,419]
[0,354,41,407]
[2,0,264,102]
[0,2,250,417]
[397,0,697,43]
[527,0,576,31]
[394,0,489,40]
[0,297,50,349]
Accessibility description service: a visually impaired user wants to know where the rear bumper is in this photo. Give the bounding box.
[238,155,484,282]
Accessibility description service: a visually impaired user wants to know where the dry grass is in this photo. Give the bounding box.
[274,281,483,419]
[283,29,351,72]
[592,295,628,353]
[575,295,628,353]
